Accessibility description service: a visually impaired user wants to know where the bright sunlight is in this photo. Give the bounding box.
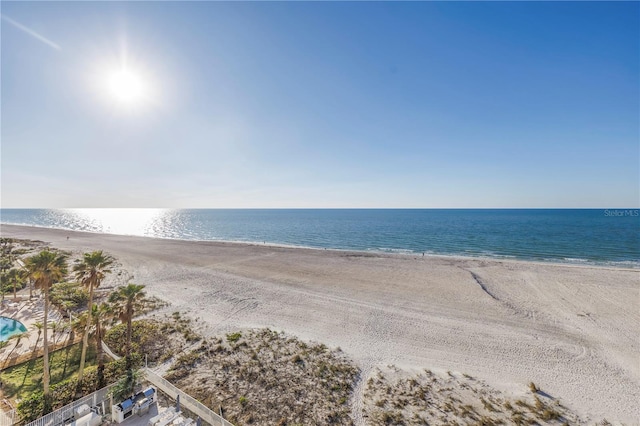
[107,68,145,104]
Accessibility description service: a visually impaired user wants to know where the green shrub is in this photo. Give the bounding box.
[104,320,161,364]
[226,332,242,343]
[50,282,88,311]
[17,392,44,423]
[17,359,129,423]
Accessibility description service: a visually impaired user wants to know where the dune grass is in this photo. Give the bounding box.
[0,342,97,402]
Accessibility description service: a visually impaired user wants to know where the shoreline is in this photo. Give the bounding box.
[1,222,637,272]
[1,223,639,422]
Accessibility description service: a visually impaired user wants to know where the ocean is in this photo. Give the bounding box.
[1,209,638,268]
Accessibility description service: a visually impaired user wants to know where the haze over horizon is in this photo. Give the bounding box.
[1,2,638,208]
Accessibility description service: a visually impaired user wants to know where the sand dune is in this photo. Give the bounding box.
[2,224,638,423]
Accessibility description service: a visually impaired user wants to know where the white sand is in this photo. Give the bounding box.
[2,224,638,423]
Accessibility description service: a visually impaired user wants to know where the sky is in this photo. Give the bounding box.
[1,1,638,208]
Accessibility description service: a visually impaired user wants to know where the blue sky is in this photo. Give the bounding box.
[1,1,638,208]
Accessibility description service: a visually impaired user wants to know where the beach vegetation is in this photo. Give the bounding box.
[540,407,561,421]
[1,343,97,400]
[109,367,144,401]
[25,249,68,407]
[183,329,200,342]
[106,283,146,397]
[0,267,26,299]
[377,410,404,424]
[103,319,165,366]
[77,302,114,387]
[16,358,130,423]
[73,251,115,388]
[0,239,16,274]
[108,283,146,369]
[226,332,242,343]
[164,327,358,425]
[49,281,88,312]
[481,397,497,412]
[362,367,581,425]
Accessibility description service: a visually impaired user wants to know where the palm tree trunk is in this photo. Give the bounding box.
[33,331,42,355]
[96,321,105,388]
[2,335,22,369]
[125,307,132,370]
[78,281,94,386]
[43,290,50,400]
[52,324,60,347]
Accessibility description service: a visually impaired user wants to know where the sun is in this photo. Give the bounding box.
[107,68,145,104]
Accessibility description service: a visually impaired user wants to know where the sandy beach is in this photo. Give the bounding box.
[2,224,638,423]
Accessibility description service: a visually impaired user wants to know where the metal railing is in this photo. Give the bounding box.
[101,341,121,361]
[24,384,115,426]
[14,342,233,426]
[142,369,233,426]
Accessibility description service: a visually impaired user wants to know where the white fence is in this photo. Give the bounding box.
[9,342,233,426]
[23,384,115,426]
[0,410,16,426]
[142,369,233,426]
[100,341,121,361]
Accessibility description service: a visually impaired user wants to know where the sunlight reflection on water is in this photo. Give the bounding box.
[2,209,637,267]
[59,208,175,237]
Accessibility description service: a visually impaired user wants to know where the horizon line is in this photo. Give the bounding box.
[2,207,639,210]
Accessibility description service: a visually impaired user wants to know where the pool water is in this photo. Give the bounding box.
[0,316,28,342]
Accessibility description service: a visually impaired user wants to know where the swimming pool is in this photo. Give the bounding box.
[0,316,28,342]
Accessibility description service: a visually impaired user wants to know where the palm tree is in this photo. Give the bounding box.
[108,283,145,369]
[0,240,16,302]
[50,321,64,347]
[19,267,29,298]
[5,268,24,299]
[65,307,85,347]
[15,259,34,300]
[25,250,68,402]
[61,313,86,380]
[2,330,31,368]
[87,302,114,388]
[73,251,114,386]
[32,321,44,354]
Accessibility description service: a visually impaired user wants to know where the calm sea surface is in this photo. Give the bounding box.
[1,209,638,267]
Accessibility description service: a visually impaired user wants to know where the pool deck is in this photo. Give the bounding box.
[0,290,68,368]
[0,316,27,342]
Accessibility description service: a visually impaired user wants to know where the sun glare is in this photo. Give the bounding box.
[68,208,170,236]
[108,68,145,104]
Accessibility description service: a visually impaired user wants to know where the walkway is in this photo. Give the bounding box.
[142,369,233,426]
[100,341,233,426]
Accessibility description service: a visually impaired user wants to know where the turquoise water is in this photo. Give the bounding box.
[1,208,639,267]
[0,316,28,342]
